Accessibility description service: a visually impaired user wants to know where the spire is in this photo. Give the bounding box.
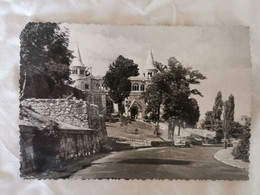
[77,45,84,65]
[144,48,155,70]
[71,44,85,67]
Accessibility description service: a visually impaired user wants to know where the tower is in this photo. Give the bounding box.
[143,48,157,80]
[70,45,92,91]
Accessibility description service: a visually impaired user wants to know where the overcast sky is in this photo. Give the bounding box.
[64,24,251,121]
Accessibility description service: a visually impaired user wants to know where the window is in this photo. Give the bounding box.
[140,85,145,91]
[102,83,107,90]
[85,84,89,89]
[71,69,77,74]
[96,83,100,89]
[94,95,102,104]
[106,100,113,107]
[80,69,84,75]
[148,72,152,78]
[132,83,139,91]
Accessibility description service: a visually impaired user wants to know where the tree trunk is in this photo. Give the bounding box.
[178,123,181,136]
[172,123,175,141]
[156,104,160,135]
[168,119,175,141]
[118,102,123,116]
[223,131,227,149]
[168,120,172,139]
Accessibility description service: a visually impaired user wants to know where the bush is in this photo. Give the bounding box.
[232,129,250,162]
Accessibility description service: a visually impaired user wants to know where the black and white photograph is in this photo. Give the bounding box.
[19,23,251,180]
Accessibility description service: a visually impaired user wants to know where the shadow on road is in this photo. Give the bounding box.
[119,158,192,165]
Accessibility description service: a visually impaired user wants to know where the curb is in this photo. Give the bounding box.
[213,149,249,170]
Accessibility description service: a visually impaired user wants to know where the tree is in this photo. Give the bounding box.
[20,22,73,99]
[212,91,223,120]
[163,93,200,135]
[143,57,206,139]
[201,111,214,130]
[232,116,251,162]
[104,55,139,115]
[223,94,235,148]
[142,71,169,129]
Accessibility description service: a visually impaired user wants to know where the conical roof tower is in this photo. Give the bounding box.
[71,45,85,67]
[143,48,157,80]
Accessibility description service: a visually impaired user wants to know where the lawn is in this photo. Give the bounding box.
[106,120,161,143]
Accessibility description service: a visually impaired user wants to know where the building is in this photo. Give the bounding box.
[70,46,158,119]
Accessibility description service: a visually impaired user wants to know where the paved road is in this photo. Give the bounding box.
[70,146,248,180]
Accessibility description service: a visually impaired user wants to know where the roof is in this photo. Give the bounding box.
[71,45,85,67]
[144,48,156,70]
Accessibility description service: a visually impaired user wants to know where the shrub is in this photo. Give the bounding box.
[232,129,250,162]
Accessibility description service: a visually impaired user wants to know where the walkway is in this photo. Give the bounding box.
[214,147,249,170]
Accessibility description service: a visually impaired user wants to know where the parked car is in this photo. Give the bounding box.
[187,136,203,146]
[174,136,191,147]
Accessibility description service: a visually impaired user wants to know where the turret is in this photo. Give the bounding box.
[143,48,157,80]
[70,45,92,91]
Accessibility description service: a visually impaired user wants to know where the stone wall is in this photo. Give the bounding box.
[20,98,108,174]
[21,98,101,128]
[20,125,104,173]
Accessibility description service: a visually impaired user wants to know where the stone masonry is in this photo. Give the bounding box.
[21,98,100,128]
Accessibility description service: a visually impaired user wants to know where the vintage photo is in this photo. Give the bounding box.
[19,23,251,180]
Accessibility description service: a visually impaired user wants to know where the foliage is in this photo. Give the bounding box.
[104,55,139,114]
[212,91,223,120]
[142,70,169,124]
[142,57,206,137]
[163,94,200,128]
[223,94,235,133]
[160,57,206,123]
[201,111,214,130]
[227,121,244,138]
[20,22,74,98]
[232,117,251,162]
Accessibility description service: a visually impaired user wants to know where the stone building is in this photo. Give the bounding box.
[70,46,158,119]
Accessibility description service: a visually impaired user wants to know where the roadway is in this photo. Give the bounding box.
[70,146,248,180]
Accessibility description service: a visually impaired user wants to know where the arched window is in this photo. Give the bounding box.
[140,85,145,91]
[132,83,139,91]
[102,83,107,90]
[96,83,100,89]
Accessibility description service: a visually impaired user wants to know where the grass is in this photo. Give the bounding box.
[106,120,161,142]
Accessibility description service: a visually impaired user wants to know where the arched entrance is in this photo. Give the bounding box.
[130,106,138,119]
[129,101,143,119]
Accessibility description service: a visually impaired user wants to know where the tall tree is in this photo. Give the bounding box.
[223,94,235,148]
[142,71,169,132]
[20,22,73,99]
[143,57,206,139]
[212,91,223,120]
[104,55,139,115]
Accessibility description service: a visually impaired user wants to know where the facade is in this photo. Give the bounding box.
[70,47,157,119]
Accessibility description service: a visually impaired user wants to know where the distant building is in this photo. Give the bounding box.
[70,46,157,118]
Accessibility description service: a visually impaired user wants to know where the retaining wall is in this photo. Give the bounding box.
[20,125,104,173]
[20,98,107,174]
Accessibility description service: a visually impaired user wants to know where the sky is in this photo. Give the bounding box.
[64,24,251,121]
